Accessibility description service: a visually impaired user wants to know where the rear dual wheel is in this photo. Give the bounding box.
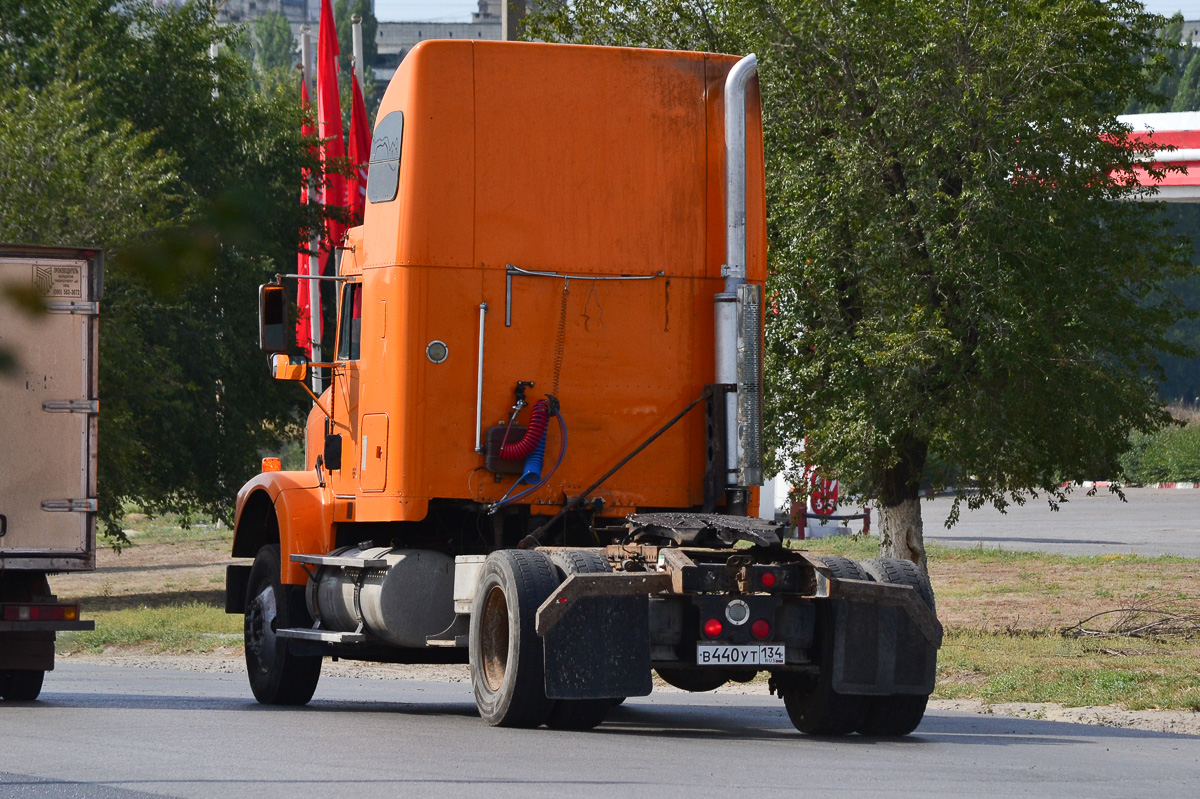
[0,669,45,701]
[778,556,936,737]
[469,549,558,727]
[545,551,612,731]
[0,574,51,701]
[469,549,614,730]
[855,558,936,737]
[778,557,870,736]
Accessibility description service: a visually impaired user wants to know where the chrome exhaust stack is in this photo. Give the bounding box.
[714,53,762,512]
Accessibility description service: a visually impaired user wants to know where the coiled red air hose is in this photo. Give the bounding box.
[499,399,549,460]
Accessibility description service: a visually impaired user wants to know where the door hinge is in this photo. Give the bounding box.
[42,400,99,414]
[41,499,98,513]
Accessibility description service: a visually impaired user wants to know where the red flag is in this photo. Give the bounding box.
[297,78,317,357]
[347,67,370,226]
[317,0,346,276]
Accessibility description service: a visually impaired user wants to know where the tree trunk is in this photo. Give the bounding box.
[878,497,927,572]
[876,436,928,572]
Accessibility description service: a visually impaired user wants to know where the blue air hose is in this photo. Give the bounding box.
[521,429,547,484]
[491,409,568,511]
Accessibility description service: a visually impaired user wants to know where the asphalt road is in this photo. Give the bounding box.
[1,664,1197,799]
[919,487,1200,557]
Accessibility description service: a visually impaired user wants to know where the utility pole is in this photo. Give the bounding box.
[300,24,323,395]
[209,42,219,99]
[502,0,526,42]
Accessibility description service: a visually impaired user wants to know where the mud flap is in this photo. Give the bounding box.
[0,632,55,671]
[830,600,936,696]
[543,595,652,699]
[225,564,252,614]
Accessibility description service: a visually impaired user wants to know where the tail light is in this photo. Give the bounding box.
[2,603,80,622]
[751,619,771,640]
[703,618,724,638]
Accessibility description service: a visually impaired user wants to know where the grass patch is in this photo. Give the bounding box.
[937,629,1200,711]
[115,509,232,548]
[792,534,1200,710]
[58,602,242,656]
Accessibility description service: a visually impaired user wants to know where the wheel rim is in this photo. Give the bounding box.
[246,584,279,676]
[480,584,509,692]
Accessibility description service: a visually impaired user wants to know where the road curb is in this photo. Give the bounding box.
[1065,481,1200,490]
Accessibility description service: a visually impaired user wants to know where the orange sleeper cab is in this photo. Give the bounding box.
[234,40,766,584]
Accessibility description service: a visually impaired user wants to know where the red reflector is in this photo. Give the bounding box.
[703,618,723,638]
[751,619,771,640]
[761,572,777,588]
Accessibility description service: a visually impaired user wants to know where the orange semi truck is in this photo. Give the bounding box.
[227,41,942,735]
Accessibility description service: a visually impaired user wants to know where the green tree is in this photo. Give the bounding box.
[1127,14,1195,114]
[530,0,1194,569]
[0,0,316,541]
[251,10,298,73]
[0,81,180,248]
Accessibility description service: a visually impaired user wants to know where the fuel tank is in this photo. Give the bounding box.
[306,546,455,647]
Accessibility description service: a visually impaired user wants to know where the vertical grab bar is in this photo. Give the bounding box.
[475,302,488,453]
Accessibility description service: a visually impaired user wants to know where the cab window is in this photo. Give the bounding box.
[337,283,362,361]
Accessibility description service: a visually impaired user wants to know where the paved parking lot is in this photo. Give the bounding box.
[921,487,1200,557]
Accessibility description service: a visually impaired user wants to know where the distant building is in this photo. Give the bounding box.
[373,2,502,82]
[207,1,509,84]
[214,0,317,25]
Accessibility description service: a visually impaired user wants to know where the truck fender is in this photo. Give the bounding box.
[232,472,331,586]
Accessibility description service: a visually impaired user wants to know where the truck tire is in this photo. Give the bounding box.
[778,556,870,736]
[244,545,322,705]
[544,549,612,730]
[470,549,558,727]
[855,558,935,737]
[0,669,45,701]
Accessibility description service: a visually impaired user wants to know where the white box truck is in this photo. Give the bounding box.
[0,244,100,700]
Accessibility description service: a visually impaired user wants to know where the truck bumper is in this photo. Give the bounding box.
[535,567,941,700]
[0,621,94,633]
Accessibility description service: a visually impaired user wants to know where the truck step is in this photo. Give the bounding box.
[290,553,388,570]
[425,614,470,647]
[276,628,368,644]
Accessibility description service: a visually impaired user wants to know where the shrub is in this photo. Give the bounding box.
[1119,422,1200,484]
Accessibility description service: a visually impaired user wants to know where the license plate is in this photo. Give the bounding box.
[696,644,786,666]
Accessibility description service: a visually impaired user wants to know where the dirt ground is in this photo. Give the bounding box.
[929,555,1200,632]
[53,535,230,610]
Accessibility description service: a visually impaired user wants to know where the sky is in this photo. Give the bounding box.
[375,2,1200,23]
[375,1,483,22]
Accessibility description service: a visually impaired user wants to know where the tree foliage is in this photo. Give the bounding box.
[251,11,298,73]
[0,81,180,248]
[0,0,314,541]
[1125,14,1200,114]
[530,0,1196,566]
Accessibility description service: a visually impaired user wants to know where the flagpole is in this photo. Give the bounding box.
[352,15,364,86]
[300,24,324,395]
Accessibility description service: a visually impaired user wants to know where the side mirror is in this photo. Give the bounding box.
[324,434,343,471]
[259,283,289,354]
[271,353,309,382]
